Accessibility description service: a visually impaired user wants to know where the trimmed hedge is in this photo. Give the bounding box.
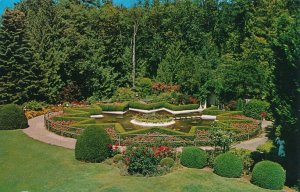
[251,161,286,190]
[243,99,269,120]
[63,107,102,116]
[202,110,225,116]
[129,101,165,110]
[0,104,28,130]
[163,103,199,111]
[128,102,199,111]
[213,153,243,178]
[52,116,89,122]
[99,102,129,111]
[160,157,175,168]
[180,147,207,168]
[72,107,102,115]
[75,127,112,163]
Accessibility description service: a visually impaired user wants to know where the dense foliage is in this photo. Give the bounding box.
[124,145,175,176]
[229,149,254,174]
[0,104,28,130]
[251,160,286,190]
[180,147,207,169]
[213,152,243,178]
[75,127,112,163]
[0,0,299,184]
[0,0,295,105]
[243,100,270,120]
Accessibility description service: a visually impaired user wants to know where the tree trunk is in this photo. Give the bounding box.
[132,21,138,88]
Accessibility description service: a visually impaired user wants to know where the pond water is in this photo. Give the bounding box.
[95,111,214,133]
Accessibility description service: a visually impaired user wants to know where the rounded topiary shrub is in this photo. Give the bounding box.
[213,152,243,178]
[180,147,207,169]
[0,104,28,130]
[75,127,112,163]
[251,160,286,190]
[160,157,175,168]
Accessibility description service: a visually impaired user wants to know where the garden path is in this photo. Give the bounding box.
[23,115,76,149]
[22,115,273,152]
[233,120,273,151]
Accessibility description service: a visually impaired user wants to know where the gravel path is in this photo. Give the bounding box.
[233,120,273,151]
[23,115,76,149]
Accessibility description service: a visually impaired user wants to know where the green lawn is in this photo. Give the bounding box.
[0,130,274,192]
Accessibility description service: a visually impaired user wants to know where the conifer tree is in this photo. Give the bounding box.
[0,10,39,104]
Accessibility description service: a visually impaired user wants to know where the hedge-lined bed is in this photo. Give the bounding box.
[98,102,199,111]
[48,104,261,145]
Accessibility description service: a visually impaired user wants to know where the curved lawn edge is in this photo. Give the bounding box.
[0,130,274,192]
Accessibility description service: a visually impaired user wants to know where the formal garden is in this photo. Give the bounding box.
[0,91,291,191]
[0,0,299,191]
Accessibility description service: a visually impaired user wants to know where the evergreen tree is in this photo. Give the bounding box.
[0,10,39,104]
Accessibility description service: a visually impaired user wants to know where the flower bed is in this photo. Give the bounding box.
[121,132,194,147]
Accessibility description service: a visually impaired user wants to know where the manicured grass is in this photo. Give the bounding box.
[0,130,274,192]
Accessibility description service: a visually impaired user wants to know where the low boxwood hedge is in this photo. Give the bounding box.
[213,152,243,178]
[129,101,165,110]
[0,104,28,130]
[75,127,112,162]
[99,102,129,111]
[202,110,225,116]
[52,116,89,122]
[251,160,286,190]
[72,107,102,115]
[180,147,207,168]
[163,103,199,111]
[128,102,199,111]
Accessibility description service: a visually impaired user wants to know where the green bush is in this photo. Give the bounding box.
[112,87,136,102]
[86,96,98,105]
[257,140,276,154]
[75,127,112,163]
[251,160,286,190]
[229,149,254,174]
[243,99,270,120]
[23,100,46,111]
[0,104,28,130]
[180,147,207,169]
[213,152,243,178]
[136,78,152,98]
[113,154,124,163]
[160,157,175,168]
